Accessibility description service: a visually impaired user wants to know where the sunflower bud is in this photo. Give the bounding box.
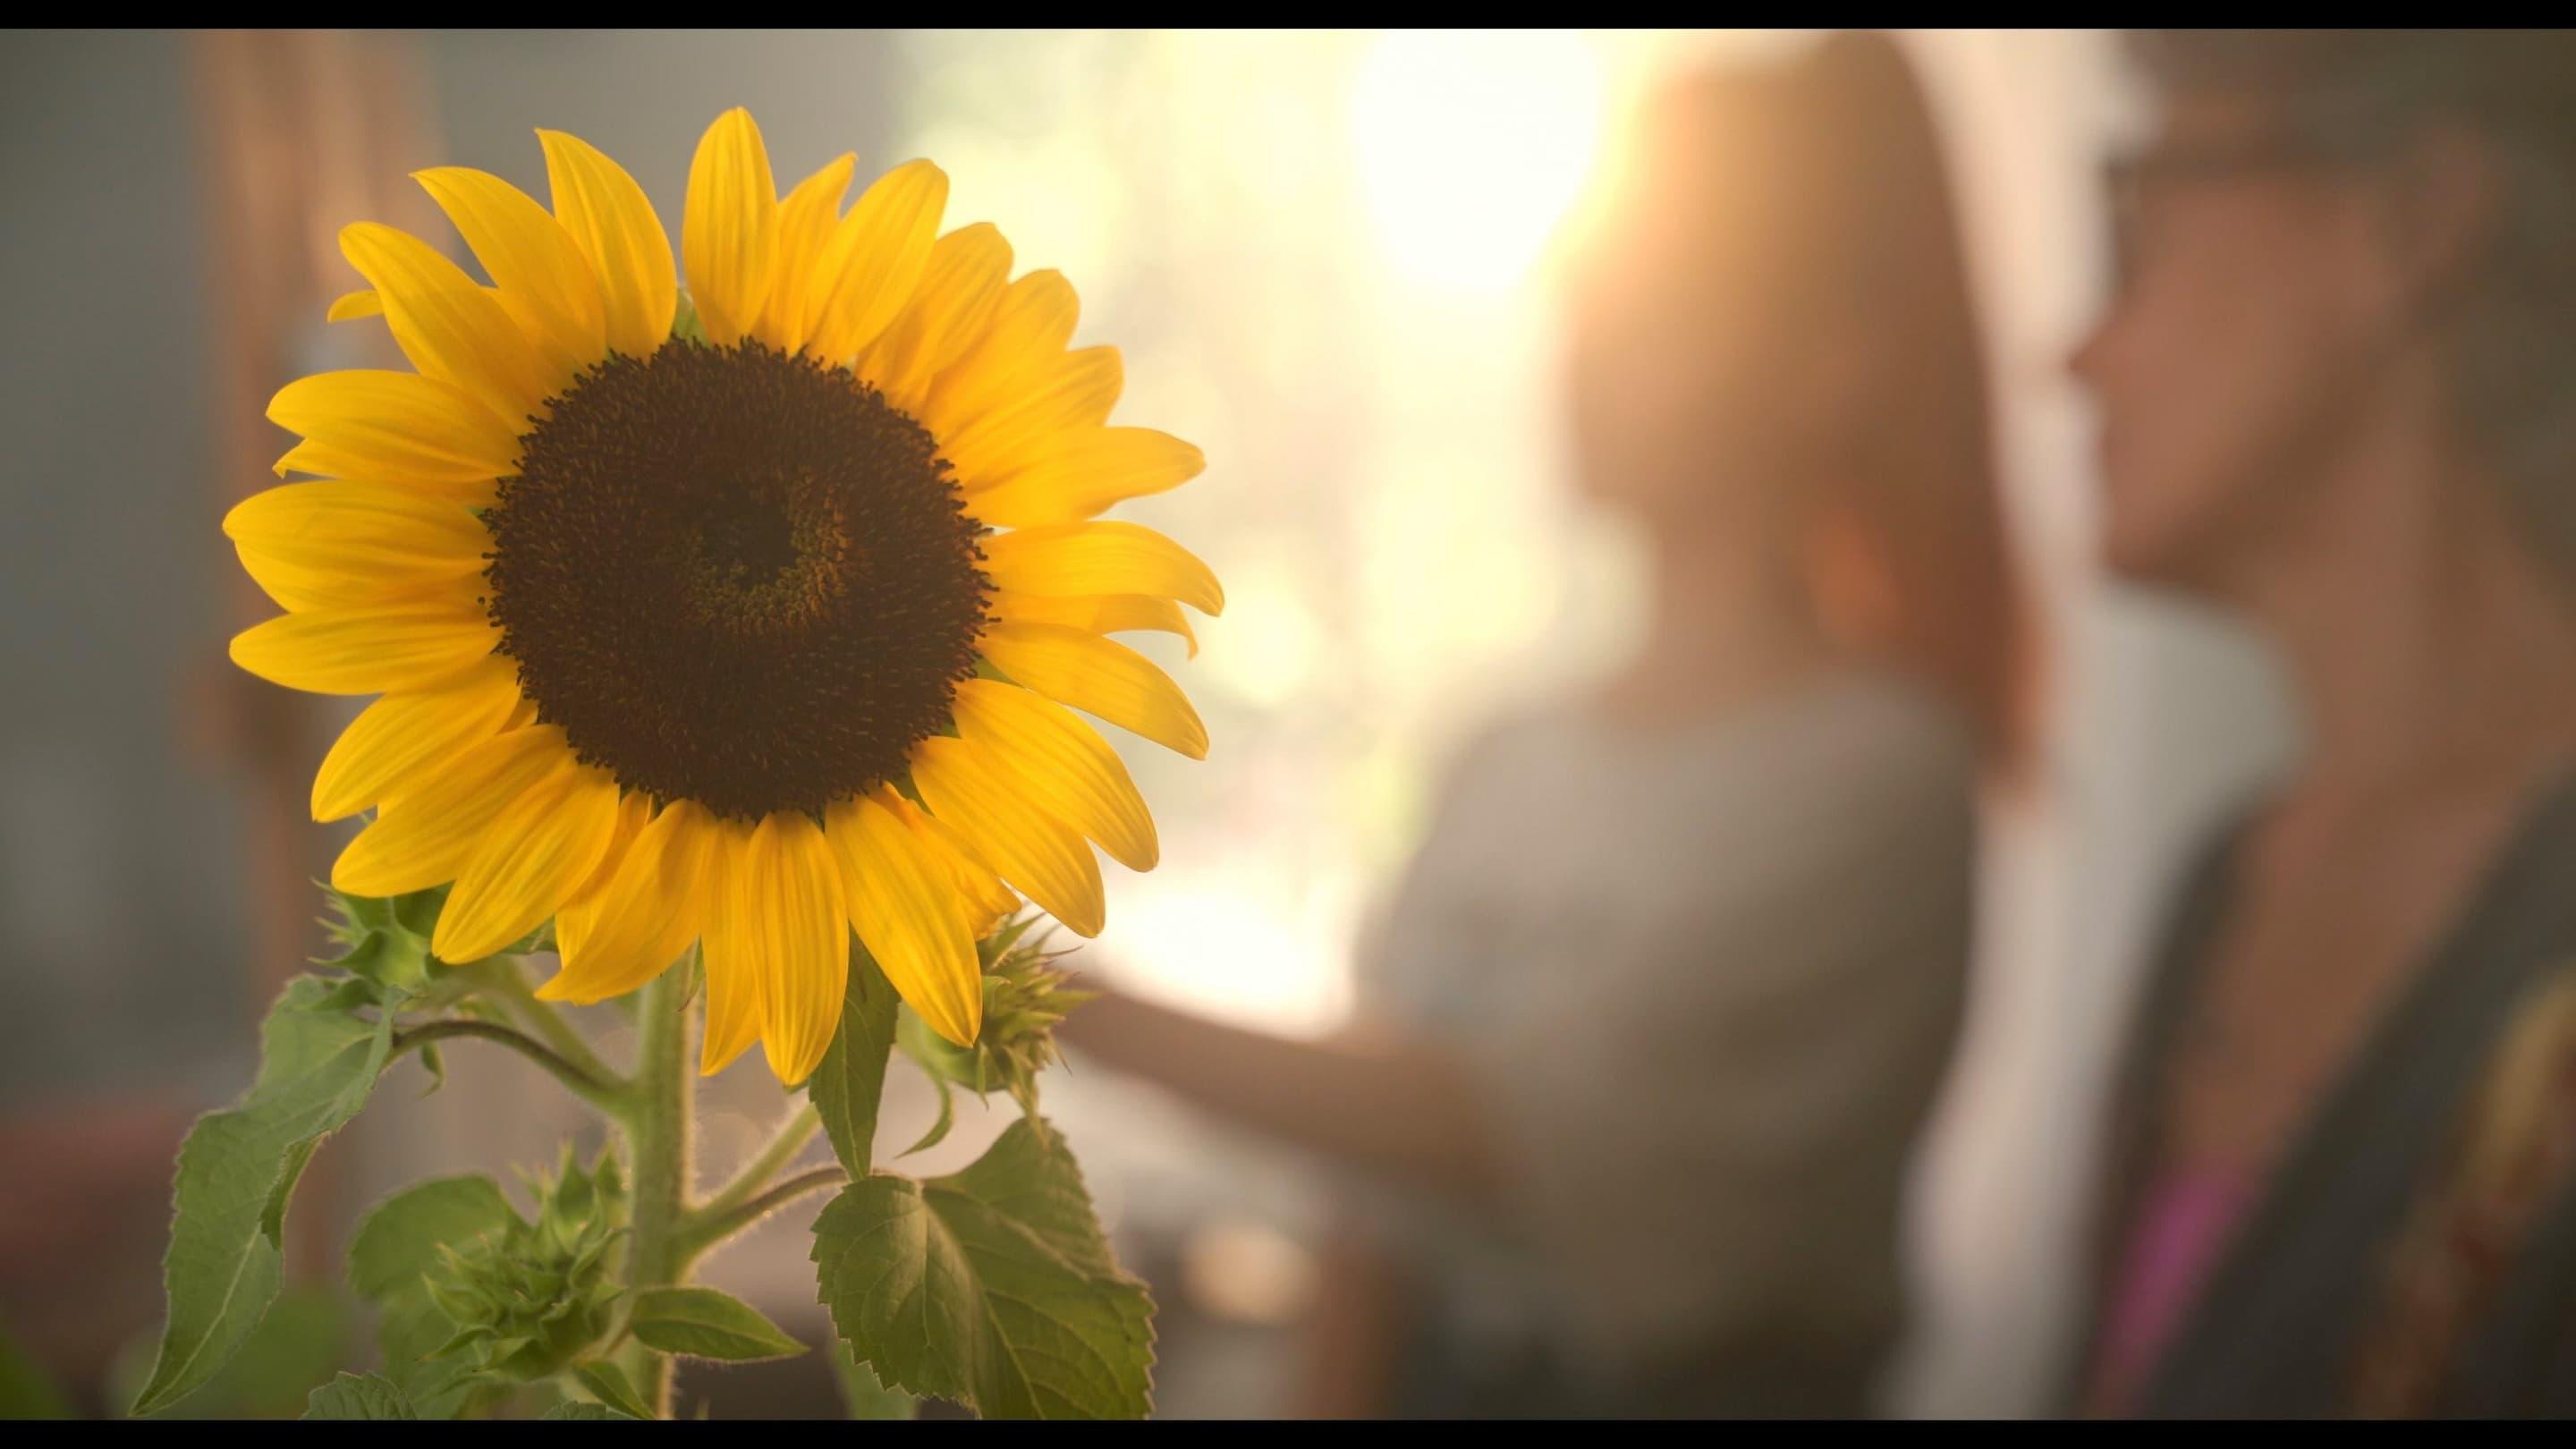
[421,1142,627,1384]
[900,914,1096,1120]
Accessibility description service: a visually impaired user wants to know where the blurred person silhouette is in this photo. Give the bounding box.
[2066,29,2576,1419]
[1060,31,2030,1418]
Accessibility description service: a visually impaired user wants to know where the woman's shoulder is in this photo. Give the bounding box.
[1780,663,1980,770]
[1418,665,1981,843]
[1703,665,1983,826]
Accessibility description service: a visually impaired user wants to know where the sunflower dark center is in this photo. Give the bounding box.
[483,340,990,821]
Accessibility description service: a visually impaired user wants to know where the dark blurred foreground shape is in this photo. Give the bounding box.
[2063,28,2576,1417]
[0,28,431,1413]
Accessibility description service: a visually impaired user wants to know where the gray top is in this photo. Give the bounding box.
[1357,665,1979,1415]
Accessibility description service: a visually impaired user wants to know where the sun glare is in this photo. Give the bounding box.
[1350,30,1607,293]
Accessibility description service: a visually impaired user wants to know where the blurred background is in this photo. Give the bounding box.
[0,29,2296,1418]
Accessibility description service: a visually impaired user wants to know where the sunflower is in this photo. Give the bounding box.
[225,108,1220,1085]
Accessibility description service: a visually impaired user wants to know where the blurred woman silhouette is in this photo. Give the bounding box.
[2067,30,2576,1417]
[1062,30,2030,1417]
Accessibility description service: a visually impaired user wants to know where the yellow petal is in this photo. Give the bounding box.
[267,369,521,496]
[233,547,473,617]
[330,724,574,897]
[976,621,1208,760]
[310,656,523,820]
[698,819,766,1075]
[964,427,1206,527]
[702,810,846,1085]
[414,165,608,384]
[950,678,1157,872]
[271,446,497,510]
[940,346,1123,486]
[982,521,1224,617]
[325,284,513,325]
[919,269,1079,440]
[433,758,622,962]
[230,599,498,696]
[564,784,654,918]
[909,734,1106,937]
[225,480,491,611]
[543,799,716,1004]
[854,221,1008,413]
[804,159,947,365]
[826,790,984,1047]
[681,107,779,347]
[340,222,554,425]
[752,153,855,355]
[987,590,1198,658]
[539,128,679,358]
[898,795,1021,934]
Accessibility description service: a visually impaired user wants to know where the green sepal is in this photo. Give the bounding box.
[411,1143,627,1385]
[902,1061,959,1159]
[671,289,707,344]
[348,1175,521,1419]
[893,914,1091,1126]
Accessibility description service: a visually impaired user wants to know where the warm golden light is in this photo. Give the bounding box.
[1350,30,1607,292]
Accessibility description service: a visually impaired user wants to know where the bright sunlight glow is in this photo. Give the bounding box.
[1351,30,1607,293]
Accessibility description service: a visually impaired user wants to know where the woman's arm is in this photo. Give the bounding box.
[1055,983,1500,1202]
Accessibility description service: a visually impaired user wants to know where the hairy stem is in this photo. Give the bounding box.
[690,1102,823,1229]
[390,1019,628,1114]
[466,956,626,1106]
[674,1167,847,1267]
[615,958,696,1419]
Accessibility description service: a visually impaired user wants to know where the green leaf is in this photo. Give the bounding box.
[131,976,398,1416]
[812,1118,1155,1419]
[0,1321,74,1419]
[571,1360,656,1420]
[809,939,901,1179]
[831,1341,918,1420]
[542,1401,640,1420]
[902,1065,958,1158]
[121,1285,350,1420]
[627,1286,807,1362]
[347,1174,521,1416]
[301,1371,417,1419]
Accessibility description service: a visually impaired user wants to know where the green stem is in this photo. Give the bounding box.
[468,956,626,1106]
[675,1165,845,1267]
[389,1019,627,1114]
[616,957,695,1419]
[690,1103,822,1229]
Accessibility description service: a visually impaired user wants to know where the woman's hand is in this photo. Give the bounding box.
[1057,978,1502,1202]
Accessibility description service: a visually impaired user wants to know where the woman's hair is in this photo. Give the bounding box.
[1636,31,2037,774]
[2129,30,2576,580]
